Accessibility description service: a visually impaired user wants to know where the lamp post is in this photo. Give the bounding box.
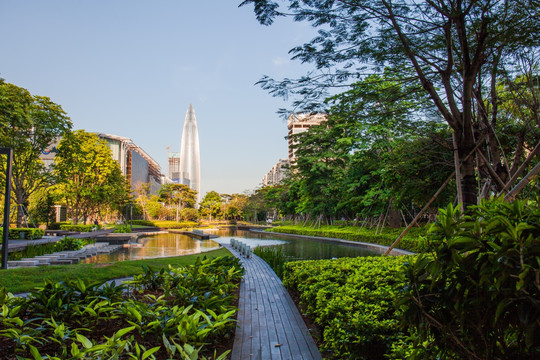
[1,148,13,270]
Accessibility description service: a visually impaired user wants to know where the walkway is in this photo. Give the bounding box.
[5,229,115,252]
[224,244,322,360]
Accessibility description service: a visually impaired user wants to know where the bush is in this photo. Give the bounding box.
[113,224,132,233]
[283,255,415,359]
[0,256,243,359]
[7,228,44,240]
[400,199,540,359]
[53,237,90,251]
[267,225,428,253]
[131,220,199,229]
[48,221,72,230]
[60,224,102,232]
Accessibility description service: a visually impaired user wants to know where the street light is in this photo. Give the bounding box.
[1,148,13,270]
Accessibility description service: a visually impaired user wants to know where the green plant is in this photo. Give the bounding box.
[8,227,45,240]
[399,199,540,359]
[267,225,428,253]
[53,237,90,251]
[283,255,414,359]
[0,255,243,359]
[253,246,289,278]
[113,224,132,233]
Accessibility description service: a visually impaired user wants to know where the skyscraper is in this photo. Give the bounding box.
[179,104,201,203]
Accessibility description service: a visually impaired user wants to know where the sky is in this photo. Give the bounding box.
[0,0,315,197]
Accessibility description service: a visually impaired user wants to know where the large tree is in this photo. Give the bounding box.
[0,81,72,226]
[53,130,128,224]
[199,191,223,221]
[242,0,540,207]
[158,183,197,221]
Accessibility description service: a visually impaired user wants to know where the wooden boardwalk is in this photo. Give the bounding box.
[225,244,322,360]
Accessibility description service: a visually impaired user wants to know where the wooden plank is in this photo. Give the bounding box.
[227,244,322,360]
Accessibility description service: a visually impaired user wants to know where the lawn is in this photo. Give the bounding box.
[0,247,232,294]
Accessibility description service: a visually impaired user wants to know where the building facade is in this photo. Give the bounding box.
[287,113,327,162]
[98,133,162,194]
[179,104,201,203]
[167,150,181,183]
[262,158,289,187]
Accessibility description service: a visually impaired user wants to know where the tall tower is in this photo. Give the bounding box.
[179,104,201,203]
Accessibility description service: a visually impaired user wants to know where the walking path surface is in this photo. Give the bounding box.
[5,229,115,252]
[224,244,322,360]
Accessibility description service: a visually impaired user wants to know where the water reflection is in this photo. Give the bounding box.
[82,228,379,264]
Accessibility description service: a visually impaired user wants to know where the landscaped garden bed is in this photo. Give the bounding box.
[266,225,428,253]
[0,255,244,359]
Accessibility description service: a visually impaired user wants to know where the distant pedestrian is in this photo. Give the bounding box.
[94,219,99,226]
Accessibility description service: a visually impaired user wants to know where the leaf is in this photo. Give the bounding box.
[76,333,93,349]
[142,346,161,360]
[115,325,136,339]
[28,345,42,360]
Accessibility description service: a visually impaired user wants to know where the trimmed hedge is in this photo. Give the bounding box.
[1,228,45,240]
[47,221,72,230]
[267,225,428,253]
[131,219,199,229]
[283,256,415,359]
[60,224,102,232]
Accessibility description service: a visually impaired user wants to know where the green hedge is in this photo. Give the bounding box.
[131,220,199,229]
[1,228,45,240]
[60,224,102,232]
[267,225,428,253]
[283,256,415,359]
[48,221,72,230]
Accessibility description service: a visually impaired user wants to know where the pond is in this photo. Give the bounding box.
[83,229,379,263]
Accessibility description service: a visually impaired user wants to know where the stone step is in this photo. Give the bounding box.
[8,260,40,267]
[21,257,50,264]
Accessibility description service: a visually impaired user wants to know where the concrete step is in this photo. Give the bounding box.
[8,260,40,267]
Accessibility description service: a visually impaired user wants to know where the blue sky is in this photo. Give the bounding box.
[0,1,315,197]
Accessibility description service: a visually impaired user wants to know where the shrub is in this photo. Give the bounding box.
[60,224,102,232]
[7,228,44,240]
[113,224,132,233]
[48,221,72,230]
[0,256,243,359]
[400,199,540,359]
[131,220,199,229]
[53,237,91,251]
[283,255,415,359]
[267,225,428,253]
[253,246,288,278]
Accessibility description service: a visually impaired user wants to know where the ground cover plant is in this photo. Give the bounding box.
[267,225,427,253]
[0,255,244,359]
[1,228,45,240]
[0,248,231,294]
[131,220,199,229]
[283,255,415,359]
[8,237,95,261]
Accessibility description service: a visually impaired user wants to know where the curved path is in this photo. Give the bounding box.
[224,244,322,360]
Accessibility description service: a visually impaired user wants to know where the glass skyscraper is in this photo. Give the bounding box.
[179,104,201,203]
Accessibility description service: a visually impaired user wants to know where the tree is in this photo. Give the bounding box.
[199,191,223,221]
[158,183,197,221]
[242,0,540,207]
[53,130,128,224]
[221,193,248,220]
[0,81,72,226]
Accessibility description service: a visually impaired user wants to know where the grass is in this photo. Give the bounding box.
[0,247,231,294]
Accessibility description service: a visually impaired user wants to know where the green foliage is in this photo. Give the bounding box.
[283,255,415,359]
[181,207,200,222]
[0,81,72,227]
[268,225,427,253]
[48,221,72,230]
[53,130,130,225]
[253,246,288,278]
[199,191,223,221]
[0,256,243,359]
[53,237,91,252]
[60,224,102,232]
[7,227,44,240]
[113,224,132,233]
[400,198,540,359]
[8,238,94,260]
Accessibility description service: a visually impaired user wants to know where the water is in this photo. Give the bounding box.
[83,229,379,263]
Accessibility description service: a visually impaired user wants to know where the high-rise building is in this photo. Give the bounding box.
[166,148,181,183]
[179,104,201,203]
[287,113,327,162]
[262,159,289,186]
